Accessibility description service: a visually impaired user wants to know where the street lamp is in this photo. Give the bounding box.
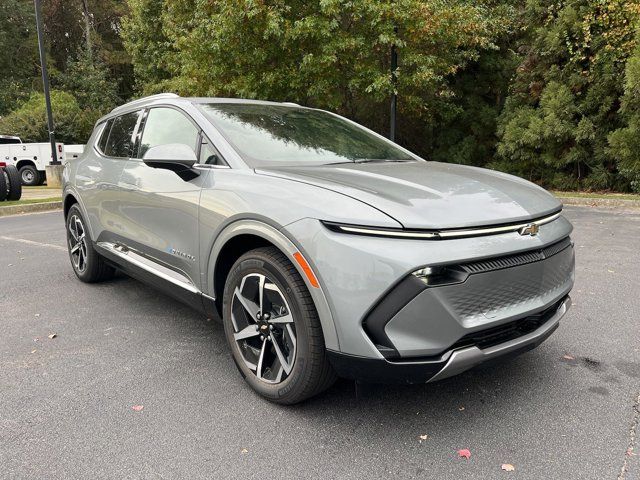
[390,25,398,142]
[33,0,59,166]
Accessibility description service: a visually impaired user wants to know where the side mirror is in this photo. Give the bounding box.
[142,143,199,179]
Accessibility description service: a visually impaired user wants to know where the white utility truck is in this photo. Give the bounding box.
[0,135,65,186]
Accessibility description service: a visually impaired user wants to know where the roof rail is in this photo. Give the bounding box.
[110,93,180,114]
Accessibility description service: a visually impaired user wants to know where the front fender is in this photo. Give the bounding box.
[205,219,340,351]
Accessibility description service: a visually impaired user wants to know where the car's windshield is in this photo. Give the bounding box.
[198,103,415,167]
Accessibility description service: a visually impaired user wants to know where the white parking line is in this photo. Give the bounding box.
[0,235,66,252]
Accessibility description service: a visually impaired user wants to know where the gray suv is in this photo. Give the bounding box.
[63,93,575,404]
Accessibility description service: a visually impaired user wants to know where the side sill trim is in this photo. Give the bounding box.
[96,241,200,294]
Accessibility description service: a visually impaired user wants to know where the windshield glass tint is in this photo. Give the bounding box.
[199,104,414,166]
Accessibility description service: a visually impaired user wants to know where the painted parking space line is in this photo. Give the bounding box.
[0,235,66,252]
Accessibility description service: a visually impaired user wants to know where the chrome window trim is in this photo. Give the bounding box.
[323,211,562,240]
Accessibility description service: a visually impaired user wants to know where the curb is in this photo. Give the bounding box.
[0,201,63,217]
[559,197,640,209]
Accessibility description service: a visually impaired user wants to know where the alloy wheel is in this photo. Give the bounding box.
[231,273,297,384]
[68,214,88,274]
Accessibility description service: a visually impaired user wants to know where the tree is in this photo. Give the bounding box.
[0,90,94,143]
[122,0,511,158]
[609,27,640,192]
[495,0,640,191]
[56,49,120,113]
[0,0,39,116]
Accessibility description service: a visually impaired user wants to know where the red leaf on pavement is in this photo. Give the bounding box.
[132,405,144,412]
[458,449,471,460]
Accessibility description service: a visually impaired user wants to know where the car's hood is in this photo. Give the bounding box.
[256,161,561,229]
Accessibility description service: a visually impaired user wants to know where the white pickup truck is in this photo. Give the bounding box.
[0,135,66,186]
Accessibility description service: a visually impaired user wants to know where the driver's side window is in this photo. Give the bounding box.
[138,107,199,159]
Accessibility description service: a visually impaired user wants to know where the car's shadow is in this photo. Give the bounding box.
[102,272,566,428]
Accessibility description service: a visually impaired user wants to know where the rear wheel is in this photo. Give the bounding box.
[4,165,22,200]
[19,164,41,186]
[66,204,115,282]
[222,247,336,404]
[0,171,7,201]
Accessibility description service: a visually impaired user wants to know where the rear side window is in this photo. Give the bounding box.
[103,112,140,158]
[97,120,112,153]
[139,108,199,158]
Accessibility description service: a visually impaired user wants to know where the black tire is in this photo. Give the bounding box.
[36,170,46,186]
[222,246,337,404]
[66,204,115,283]
[19,164,40,186]
[5,165,22,200]
[0,170,7,201]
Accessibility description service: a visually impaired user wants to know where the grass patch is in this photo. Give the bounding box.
[1,197,62,207]
[552,191,640,201]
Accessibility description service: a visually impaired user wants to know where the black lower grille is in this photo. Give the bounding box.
[448,297,565,351]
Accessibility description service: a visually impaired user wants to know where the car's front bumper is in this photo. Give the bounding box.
[284,215,575,362]
[326,295,570,384]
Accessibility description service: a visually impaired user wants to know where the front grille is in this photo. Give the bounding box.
[444,243,574,320]
[448,298,564,351]
[460,237,572,275]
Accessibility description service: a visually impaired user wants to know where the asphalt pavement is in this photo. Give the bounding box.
[0,207,638,479]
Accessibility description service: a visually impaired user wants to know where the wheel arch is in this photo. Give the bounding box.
[15,159,36,170]
[63,193,78,220]
[62,188,96,241]
[207,219,339,351]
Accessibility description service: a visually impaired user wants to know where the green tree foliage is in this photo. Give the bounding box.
[0,90,95,143]
[57,49,120,113]
[122,0,512,158]
[495,0,640,191]
[609,27,640,192]
[0,0,39,115]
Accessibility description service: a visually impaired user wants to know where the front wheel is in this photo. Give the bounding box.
[222,247,336,404]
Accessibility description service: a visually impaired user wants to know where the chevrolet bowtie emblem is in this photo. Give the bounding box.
[519,223,540,236]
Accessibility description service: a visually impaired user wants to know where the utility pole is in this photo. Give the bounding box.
[390,25,398,142]
[34,0,59,166]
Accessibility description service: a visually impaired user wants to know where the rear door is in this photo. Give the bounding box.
[76,110,142,244]
[116,106,208,292]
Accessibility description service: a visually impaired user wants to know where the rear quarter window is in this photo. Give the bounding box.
[103,112,141,158]
[97,120,112,153]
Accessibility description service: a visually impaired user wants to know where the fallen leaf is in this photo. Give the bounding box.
[458,449,471,460]
[241,448,249,454]
[501,463,515,472]
[132,405,144,412]
[418,434,428,443]
[47,333,57,339]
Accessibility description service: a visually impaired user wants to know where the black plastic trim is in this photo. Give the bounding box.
[363,275,426,356]
[326,350,445,384]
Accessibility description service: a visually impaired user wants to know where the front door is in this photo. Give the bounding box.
[117,106,208,293]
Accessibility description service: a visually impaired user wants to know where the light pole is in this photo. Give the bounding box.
[390,25,398,142]
[34,0,59,166]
